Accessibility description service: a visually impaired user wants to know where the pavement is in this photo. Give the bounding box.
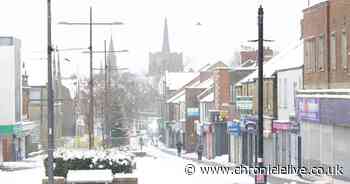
[156,145,312,184]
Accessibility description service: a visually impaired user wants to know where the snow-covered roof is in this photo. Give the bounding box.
[164,72,198,91]
[187,80,201,88]
[236,41,303,86]
[167,90,185,103]
[200,92,214,102]
[191,78,213,89]
[197,86,213,99]
[233,64,257,71]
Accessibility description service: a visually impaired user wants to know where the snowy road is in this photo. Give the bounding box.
[134,145,255,184]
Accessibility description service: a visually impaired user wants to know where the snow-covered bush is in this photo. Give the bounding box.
[44,148,134,177]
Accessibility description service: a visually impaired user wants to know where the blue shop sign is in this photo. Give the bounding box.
[243,117,257,133]
[227,121,241,135]
[187,108,200,117]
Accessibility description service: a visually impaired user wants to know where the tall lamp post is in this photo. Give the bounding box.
[46,0,54,184]
[257,5,266,184]
[82,45,128,148]
[58,7,123,149]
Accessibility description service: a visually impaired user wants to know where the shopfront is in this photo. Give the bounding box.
[203,122,214,159]
[228,120,241,164]
[272,120,300,167]
[297,97,350,181]
[241,116,257,166]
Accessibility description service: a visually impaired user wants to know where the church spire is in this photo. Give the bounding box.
[162,18,170,53]
[108,36,117,68]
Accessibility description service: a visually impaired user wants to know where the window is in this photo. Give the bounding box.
[284,78,288,108]
[331,32,337,70]
[278,78,282,107]
[305,39,316,72]
[318,35,325,71]
[311,38,317,72]
[230,84,234,103]
[341,30,348,70]
[305,40,310,72]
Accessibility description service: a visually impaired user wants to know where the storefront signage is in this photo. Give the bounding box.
[236,96,253,115]
[187,108,199,117]
[272,120,291,133]
[297,98,320,122]
[244,117,257,132]
[227,121,241,135]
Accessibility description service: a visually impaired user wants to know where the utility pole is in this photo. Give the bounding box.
[88,6,94,150]
[47,0,54,183]
[256,5,266,184]
[83,46,128,147]
[59,7,123,150]
[104,40,108,149]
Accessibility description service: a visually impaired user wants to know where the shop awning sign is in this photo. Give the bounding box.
[187,107,199,117]
[227,121,240,135]
[272,120,291,133]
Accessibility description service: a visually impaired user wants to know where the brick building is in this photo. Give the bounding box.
[299,0,350,181]
[240,46,274,66]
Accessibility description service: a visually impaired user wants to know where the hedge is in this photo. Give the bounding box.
[44,149,133,177]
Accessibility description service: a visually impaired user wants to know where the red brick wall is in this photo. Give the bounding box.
[213,68,231,111]
[240,48,273,65]
[2,137,13,161]
[328,0,350,88]
[302,1,329,89]
[302,0,350,89]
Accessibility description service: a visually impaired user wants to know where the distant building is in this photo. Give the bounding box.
[239,46,274,66]
[149,18,183,87]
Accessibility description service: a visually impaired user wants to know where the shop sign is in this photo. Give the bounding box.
[272,120,291,133]
[227,121,241,135]
[187,107,199,117]
[244,117,257,132]
[236,96,253,115]
[297,98,320,122]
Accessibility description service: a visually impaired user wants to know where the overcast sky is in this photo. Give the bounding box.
[0,0,325,85]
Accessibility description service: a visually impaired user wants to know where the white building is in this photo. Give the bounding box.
[0,37,23,161]
[277,65,304,119]
[274,42,303,167]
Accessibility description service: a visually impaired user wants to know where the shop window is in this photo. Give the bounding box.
[304,40,310,72]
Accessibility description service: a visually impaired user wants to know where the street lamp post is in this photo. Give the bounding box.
[46,0,54,184]
[82,45,128,148]
[58,7,123,149]
[256,5,266,184]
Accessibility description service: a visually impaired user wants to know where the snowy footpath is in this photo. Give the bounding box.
[0,145,346,184]
[0,154,46,184]
[134,145,255,184]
